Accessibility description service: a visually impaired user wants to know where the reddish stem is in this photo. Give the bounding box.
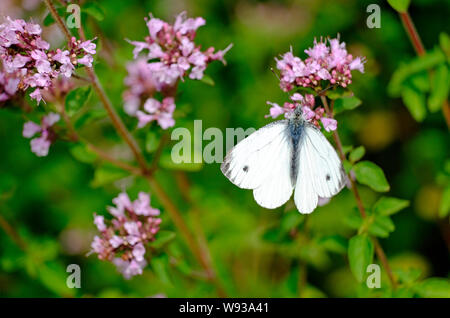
[320,96,397,289]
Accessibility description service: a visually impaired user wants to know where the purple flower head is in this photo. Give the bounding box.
[0,17,96,103]
[125,12,232,129]
[276,36,365,92]
[90,192,162,279]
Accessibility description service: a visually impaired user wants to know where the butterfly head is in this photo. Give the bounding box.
[287,105,306,124]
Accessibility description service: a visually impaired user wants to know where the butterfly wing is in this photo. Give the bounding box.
[221,120,294,209]
[294,124,346,214]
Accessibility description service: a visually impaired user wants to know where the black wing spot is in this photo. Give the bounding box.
[326,174,331,181]
[243,165,249,172]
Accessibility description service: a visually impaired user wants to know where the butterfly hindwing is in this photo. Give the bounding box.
[294,124,346,214]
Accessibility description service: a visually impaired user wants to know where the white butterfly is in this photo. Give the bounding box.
[221,107,346,214]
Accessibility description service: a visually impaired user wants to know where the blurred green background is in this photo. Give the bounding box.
[0,0,449,297]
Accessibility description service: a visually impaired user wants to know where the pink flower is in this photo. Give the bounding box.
[91,236,105,254]
[349,57,365,73]
[77,55,93,67]
[109,235,124,248]
[305,39,329,59]
[174,12,205,34]
[30,134,51,157]
[79,40,96,55]
[147,16,164,39]
[22,112,60,156]
[22,121,41,138]
[132,243,146,262]
[133,192,160,216]
[29,88,43,103]
[113,258,146,279]
[320,117,338,132]
[302,106,316,121]
[94,214,106,231]
[42,112,60,127]
[137,97,175,129]
[265,101,284,119]
[127,40,151,59]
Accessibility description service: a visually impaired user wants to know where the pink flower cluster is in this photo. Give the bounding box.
[90,192,161,279]
[124,12,232,129]
[0,17,96,104]
[276,37,365,92]
[22,112,60,156]
[266,93,337,132]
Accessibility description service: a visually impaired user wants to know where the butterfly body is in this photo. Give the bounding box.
[287,110,305,186]
[221,108,345,214]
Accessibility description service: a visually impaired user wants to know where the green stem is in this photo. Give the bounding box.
[44,0,226,296]
[320,96,397,289]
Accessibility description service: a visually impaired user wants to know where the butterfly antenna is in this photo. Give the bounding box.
[270,67,280,81]
[318,85,336,96]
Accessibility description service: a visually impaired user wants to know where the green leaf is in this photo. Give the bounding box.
[83,3,105,21]
[327,86,352,100]
[428,63,449,112]
[37,262,75,297]
[439,186,450,218]
[43,13,55,26]
[387,0,410,13]
[0,173,17,200]
[368,215,395,238]
[349,146,365,163]
[413,278,450,298]
[43,6,66,26]
[373,196,410,216]
[91,165,129,188]
[65,87,91,116]
[394,268,422,284]
[348,234,374,283]
[388,49,446,96]
[409,72,430,93]
[344,208,364,230]
[354,161,390,192]
[317,235,348,254]
[151,254,172,286]
[150,231,176,249]
[200,75,215,86]
[341,145,353,155]
[343,160,353,174]
[69,144,97,164]
[440,32,450,59]
[333,96,362,114]
[401,83,427,122]
[145,131,160,153]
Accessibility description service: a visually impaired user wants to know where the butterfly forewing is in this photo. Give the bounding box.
[221,120,294,208]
